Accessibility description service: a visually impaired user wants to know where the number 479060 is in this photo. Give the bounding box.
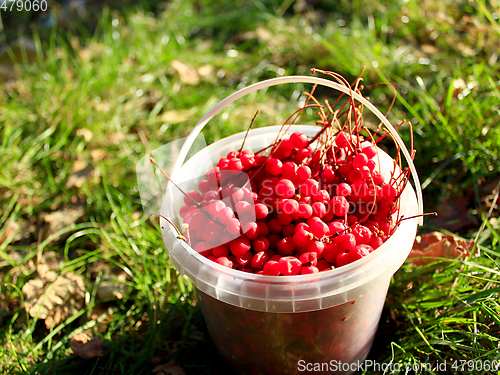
[0,0,48,12]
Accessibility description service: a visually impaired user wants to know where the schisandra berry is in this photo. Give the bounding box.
[265,157,283,176]
[331,196,349,217]
[278,256,302,275]
[297,165,312,181]
[229,237,251,257]
[290,131,308,149]
[276,179,295,198]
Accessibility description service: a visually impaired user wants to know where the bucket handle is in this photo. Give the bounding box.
[171,76,423,225]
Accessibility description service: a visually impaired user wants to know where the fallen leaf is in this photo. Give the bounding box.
[76,128,93,142]
[159,109,195,124]
[109,132,126,144]
[42,205,85,239]
[90,149,107,162]
[70,332,104,359]
[197,64,214,80]
[22,262,86,329]
[427,195,478,232]
[66,163,94,189]
[152,360,186,375]
[0,221,19,244]
[78,42,104,62]
[96,274,129,300]
[408,231,475,265]
[171,60,200,85]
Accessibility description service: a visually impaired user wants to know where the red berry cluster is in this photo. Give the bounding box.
[179,129,403,276]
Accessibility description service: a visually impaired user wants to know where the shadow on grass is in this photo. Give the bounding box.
[26,301,234,375]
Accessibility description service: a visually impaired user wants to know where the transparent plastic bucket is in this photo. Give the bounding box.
[160,77,422,375]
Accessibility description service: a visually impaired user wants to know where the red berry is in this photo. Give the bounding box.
[242,221,259,239]
[353,153,369,168]
[277,212,293,225]
[262,260,281,276]
[282,199,299,215]
[381,184,397,201]
[226,218,242,235]
[281,161,298,179]
[336,252,350,267]
[211,244,229,258]
[317,259,332,272]
[297,165,312,181]
[335,233,356,251]
[278,256,302,275]
[215,257,233,268]
[254,203,269,219]
[276,179,295,198]
[328,221,347,236]
[276,236,296,256]
[299,252,318,266]
[217,207,234,224]
[362,145,377,159]
[352,224,372,245]
[290,131,308,149]
[295,146,313,162]
[228,158,243,171]
[253,237,270,252]
[321,166,336,184]
[347,244,373,263]
[229,237,251,257]
[282,224,295,237]
[268,218,283,234]
[323,243,343,263]
[298,203,313,219]
[312,202,326,218]
[331,196,349,217]
[202,222,223,243]
[300,179,319,196]
[208,200,226,217]
[251,251,270,269]
[265,158,283,175]
[235,251,253,266]
[257,221,270,236]
[306,240,325,257]
[293,229,313,247]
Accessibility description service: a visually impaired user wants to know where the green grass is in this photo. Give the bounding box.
[1,0,499,374]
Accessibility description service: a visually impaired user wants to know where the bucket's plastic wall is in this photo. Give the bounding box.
[160,126,419,313]
[198,278,391,375]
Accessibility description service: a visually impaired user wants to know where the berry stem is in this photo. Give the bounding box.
[150,157,201,207]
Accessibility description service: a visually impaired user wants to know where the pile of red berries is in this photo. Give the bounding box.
[178,127,405,276]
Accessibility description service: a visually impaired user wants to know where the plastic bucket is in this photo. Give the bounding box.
[160,77,422,375]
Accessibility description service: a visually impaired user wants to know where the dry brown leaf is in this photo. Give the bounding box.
[79,42,104,62]
[108,132,126,144]
[76,128,94,142]
[70,332,103,359]
[66,163,94,189]
[90,149,107,162]
[408,231,475,266]
[22,262,85,329]
[152,360,186,375]
[159,109,195,124]
[42,205,85,239]
[96,274,129,300]
[197,64,214,80]
[427,195,478,232]
[0,221,19,244]
[171,60,200,85]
